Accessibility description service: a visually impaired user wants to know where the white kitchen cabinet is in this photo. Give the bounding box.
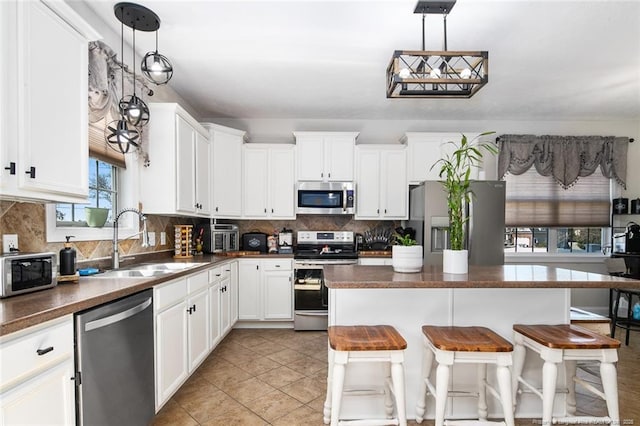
[142,103,210,217]
[208,261,235,347]
[155,296,188,408]
[355,145,408,220]
[208,279,221,349]
[0,316,75,425]
[242,144,295,219]
[229,261,239,325]
[238,259,293,321]
[0,1,99,203]
[402,132,480,184]
[186,287,209,371]
[206,123,246,218]
[294,132,359,182]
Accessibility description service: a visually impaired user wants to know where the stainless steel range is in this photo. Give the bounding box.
[293,231,357,330]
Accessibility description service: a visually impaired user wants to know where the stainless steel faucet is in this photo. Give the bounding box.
[112,208,150,269]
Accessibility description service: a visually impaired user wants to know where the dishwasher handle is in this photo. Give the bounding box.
[85,297,152,332]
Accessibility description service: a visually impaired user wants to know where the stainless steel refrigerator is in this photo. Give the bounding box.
[406,180,506,266]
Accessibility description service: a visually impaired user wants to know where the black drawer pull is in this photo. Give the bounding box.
[4,162,16,175]
[37,346,54,356]
[25,166,36,179]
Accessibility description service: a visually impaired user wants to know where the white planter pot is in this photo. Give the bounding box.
[392,245,423,273]
[443,249,468,274]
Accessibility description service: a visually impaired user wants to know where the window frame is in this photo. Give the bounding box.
[46,155,140,243]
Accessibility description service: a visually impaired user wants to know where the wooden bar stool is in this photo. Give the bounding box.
[323,325,407,426]
[512,324,621,426]
[415,326,514,426]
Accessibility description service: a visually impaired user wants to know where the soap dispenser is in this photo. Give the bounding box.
[60,235,76,276]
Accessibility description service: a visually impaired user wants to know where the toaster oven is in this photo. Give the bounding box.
[1,252,57,298]
[200,224,239,253]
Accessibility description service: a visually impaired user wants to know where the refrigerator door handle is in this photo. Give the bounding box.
[84,297,152,332]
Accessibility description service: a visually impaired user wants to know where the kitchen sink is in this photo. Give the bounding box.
[94,262,209,279]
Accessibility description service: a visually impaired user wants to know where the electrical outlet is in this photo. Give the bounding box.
[3,234,18,254]
[160,232,166,245]
[148,232,156,246]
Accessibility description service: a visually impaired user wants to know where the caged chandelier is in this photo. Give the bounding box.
[386,0,488,99]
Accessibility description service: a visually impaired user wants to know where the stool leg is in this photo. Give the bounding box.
[477,364,488,421]
[391,356,407,426]
[512,337,527,412]
[541,360,558,426]
[416,343,435,423]
[330,352,347,426]
[564,360,577,416]
[496,363,515,426]
[323,348,334,424]
[611,290,621,339]
[434,363,450,426]
[600,361,620,426]
[384,363,394,418]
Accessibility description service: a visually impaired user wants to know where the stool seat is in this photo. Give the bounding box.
[513,324,620,349]
[328,325,407,351]
[422,326,513,352]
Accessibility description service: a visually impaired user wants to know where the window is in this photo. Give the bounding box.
[504,169,610,255]
[56,158,118,227]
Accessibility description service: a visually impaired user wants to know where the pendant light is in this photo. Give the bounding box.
[119,27,150,127]
[141,29,174,85]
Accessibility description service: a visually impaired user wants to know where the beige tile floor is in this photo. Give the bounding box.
[152,328,640,426]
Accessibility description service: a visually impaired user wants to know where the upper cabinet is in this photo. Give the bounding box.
[0,1,100,203]
[355,145,408,220]
[205,123,245,218]
[242,144,295,219]
[142,103,210,217]
[403,132,481,184]
[294,132,358,182]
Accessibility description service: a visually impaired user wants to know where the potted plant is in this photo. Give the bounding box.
[432,132,497,273]
[392,233,423,273]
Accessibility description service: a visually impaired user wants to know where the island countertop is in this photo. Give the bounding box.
[323,264,640,289]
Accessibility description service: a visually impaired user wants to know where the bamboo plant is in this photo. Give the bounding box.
[431,132,497,251]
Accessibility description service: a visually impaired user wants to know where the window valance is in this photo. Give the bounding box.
[497,134,629,189]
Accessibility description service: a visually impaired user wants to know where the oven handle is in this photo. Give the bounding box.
[342,186,347,212]
[295,311,328,317]
[294,284,321,290]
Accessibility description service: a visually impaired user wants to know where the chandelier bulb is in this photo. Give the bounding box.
[460,68,472,79]
[430,68,441,78]
[399,68,411,79]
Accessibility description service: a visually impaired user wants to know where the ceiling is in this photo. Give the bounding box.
[82,0,640,123]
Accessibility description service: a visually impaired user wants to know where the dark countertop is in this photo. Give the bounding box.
[0,253,293,337]
[324,264,640,289]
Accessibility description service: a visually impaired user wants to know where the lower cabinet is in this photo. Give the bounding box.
[238,259,293,321]
[154,262,238,411]
[0,316,75,425]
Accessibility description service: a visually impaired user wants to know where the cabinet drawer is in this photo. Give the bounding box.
[208,266,223,282]
[219,262,232,278]
[155,278,188,311]
[262,259,292,271]
[0,316,73,390]
[188,271,209,294]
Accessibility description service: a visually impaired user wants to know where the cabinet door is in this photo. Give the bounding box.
[355,149,381,218]
[220,275,231,334]
[407,135,448,184]
[263,271,293,320]
[176,115,196,214]
[0,358,75,425]
[269,148,295,218]
[296,136,324,181]
[382,149,407,219]
[212,131,242,217]
[187,289,209,372]
[229,261,239,324]
[325,137,354,181]
[242,147,268,217]
[209,283,221,350]
[238,260,261,320]
[194,132,210,216]
[16,1,88,200]
[155,300,188,407]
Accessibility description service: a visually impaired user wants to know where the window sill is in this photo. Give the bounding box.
[505,253,608,264]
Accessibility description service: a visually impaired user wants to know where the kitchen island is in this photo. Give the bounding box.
[323,264,638,421]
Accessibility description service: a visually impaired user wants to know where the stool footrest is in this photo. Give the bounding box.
[573,377,606,400]
[342,388,385,397]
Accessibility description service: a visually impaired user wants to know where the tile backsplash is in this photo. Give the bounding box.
[1,200,400,260]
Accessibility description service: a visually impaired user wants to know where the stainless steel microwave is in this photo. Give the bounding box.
[1,252,57,298]
[296,181,355,215]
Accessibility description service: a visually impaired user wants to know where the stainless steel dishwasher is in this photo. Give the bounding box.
[75,289,154,426]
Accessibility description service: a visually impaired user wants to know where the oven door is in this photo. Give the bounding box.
[293,263,328,330]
